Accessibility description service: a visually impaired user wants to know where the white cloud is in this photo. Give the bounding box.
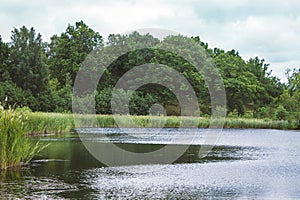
[70,0,176,35]
[0,0,299,82]
[269,60,300,82]
[226,16,300,63]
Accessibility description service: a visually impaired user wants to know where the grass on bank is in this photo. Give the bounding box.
[26,112,74,134]
[0,106,47,171]
[1,107,296,171]
[23,112,298,134]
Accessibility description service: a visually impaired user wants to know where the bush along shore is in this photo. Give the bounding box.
[0,106,47,171]
[23,112,299,134]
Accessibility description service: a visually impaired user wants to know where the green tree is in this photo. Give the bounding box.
[213,49,258,115]
[48,21,103,87]
[8,26,48,96]
[48,75,72,112]
[0,81,38,109]
[279,68,300,126]
[286,68,300,94]
[0,36,10,82]
[247,57,284,114]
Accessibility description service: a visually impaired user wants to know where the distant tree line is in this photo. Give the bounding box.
[0,21,299,126]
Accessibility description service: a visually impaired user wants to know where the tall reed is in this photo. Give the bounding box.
[26,112,74,134]
[22,113,297,134]
[0,105,47,170]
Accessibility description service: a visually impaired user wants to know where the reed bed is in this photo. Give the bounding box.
[1,107,295,171]
[23,113,297,134]
[26,112,74,134]
[0,106,47,170]
[223,118,294,129]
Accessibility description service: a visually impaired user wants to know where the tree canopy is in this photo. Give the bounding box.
[0,21,299,127]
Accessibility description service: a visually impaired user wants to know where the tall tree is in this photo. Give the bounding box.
[48,21,103,87]
[278,68,300,126]
[0,36,10,82]
[213,49,258,115]
[247,57,284,113]
[286,68,300,94]
[8,26,48,95]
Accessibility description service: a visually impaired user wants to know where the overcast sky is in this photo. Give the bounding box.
[1,0,299,82]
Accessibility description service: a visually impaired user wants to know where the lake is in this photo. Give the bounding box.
[1,128,300,199]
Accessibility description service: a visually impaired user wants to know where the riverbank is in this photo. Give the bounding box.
[25,112,298,134]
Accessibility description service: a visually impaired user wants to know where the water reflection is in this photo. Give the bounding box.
[1,128,300,199]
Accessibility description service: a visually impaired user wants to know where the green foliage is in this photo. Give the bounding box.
[129,91,158,115]
[228,109,239,118]
[48,21,103,87]
[255,105,288,121]
[26,112,74,134]
[286,68,300,93]
[95,87,113,114]
[255,106,271,119]
[0,36,10,82]
[0,104,47,170]
[224,118,291,129]
[98,33,211,115]
[277,69,300,127]
[243,110,254,119]
[24,112,295,130]
[8,26,48,95]
[0,81,38,109]
[274,105,288,120]
[0,22,298,126]
[214,50,258,115]
[48,75,72,112]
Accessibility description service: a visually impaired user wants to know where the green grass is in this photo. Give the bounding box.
[0,106,47,171]
[0,108,296,171]
[1,106,295,171]
[21,112,298,134]
[26,112,74,134]
[223,117,294,129]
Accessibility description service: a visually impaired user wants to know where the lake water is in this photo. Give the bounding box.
[1,128,300,199]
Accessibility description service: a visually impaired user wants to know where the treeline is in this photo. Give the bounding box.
[0,21,299,126]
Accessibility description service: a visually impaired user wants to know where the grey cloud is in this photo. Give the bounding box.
[0,0,299,81]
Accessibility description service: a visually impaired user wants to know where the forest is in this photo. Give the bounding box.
[0,21,299,127]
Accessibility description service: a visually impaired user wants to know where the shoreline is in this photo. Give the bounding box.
[25,112,299,134]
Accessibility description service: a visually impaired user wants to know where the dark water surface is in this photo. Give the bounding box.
[1,128,300,199]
